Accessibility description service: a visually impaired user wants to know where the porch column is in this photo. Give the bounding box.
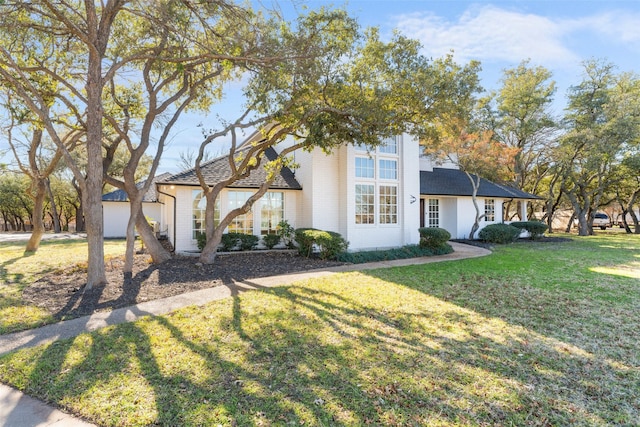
[521,200,528,221]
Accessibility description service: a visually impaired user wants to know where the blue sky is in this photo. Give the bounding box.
[157,0,640,172]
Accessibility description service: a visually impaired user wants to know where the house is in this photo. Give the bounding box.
[101,173,172,238]
[150,133,539,253]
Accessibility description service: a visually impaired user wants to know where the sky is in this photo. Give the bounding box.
[155,0,640,173]
[2,1,639,174]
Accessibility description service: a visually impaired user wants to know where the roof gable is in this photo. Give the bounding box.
[160,147,302,190]
[420,168,540,200]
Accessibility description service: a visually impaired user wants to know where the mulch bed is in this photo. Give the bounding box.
[23,251,347,321]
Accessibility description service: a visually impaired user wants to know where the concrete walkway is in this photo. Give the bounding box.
[0,242,490,427]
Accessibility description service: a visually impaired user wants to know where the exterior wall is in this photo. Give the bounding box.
[157,184,300,253]
[102,201,162,238]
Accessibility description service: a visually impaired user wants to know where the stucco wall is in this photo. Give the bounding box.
[103,201,162,238]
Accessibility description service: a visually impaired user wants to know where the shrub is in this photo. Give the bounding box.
[220,232,259,251]
[276,220,295,248]
[336,243,453,263]
[294,228,349,260]
[478,223,521,244]
[196,233,207,251]
[262,233,281,249]
[418,227,451,250]
[510,220,547,239]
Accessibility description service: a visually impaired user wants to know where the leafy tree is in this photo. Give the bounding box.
[424,117,518,239]
[560,60,640,235]
[194,20,483,263]
[0,171,32,231]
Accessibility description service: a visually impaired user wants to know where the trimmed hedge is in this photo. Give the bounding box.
[336,243,453,263]
[295,228,349,260]
[221,232,259,251]
[262,233,281,249]
[418,227,451,250]
[509,221,547,239]
[478,223,521,244]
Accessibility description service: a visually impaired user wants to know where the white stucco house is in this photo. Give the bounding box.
[142,133,539,254]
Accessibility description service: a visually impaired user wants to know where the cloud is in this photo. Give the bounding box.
[391,5,640,68]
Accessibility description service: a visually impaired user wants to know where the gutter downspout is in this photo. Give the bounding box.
[157,186,176,250]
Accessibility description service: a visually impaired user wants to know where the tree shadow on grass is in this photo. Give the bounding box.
[1,271,637,425]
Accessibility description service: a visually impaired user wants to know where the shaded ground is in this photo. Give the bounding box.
[23,251,346,321]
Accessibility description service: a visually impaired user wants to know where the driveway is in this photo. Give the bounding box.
[0,232,86,243]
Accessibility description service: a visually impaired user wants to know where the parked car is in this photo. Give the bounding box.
[593,212,611,230]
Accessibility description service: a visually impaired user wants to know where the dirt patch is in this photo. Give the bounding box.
[23,251,347,321]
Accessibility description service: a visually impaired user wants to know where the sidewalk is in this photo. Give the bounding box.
[0,242,490,426]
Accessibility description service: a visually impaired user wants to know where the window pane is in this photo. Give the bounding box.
[379,159,397,180]
[355,157,374,178]
[379,136,397,154]
[261,192,284,235]
[428,198,439,228]
[355,184,375,224]
[379,185,397,224]
[484,199,495,222]
[192,190,219,239]
[227,191,253,234]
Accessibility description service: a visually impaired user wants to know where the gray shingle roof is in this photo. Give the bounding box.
[160,147,302,190]
[102,172,173,202]
[420,168,540,199]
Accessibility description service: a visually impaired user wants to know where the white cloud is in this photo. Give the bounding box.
[391,5,640,68]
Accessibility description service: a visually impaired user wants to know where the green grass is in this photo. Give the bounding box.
[0,233,639,426]
[0,237,128,334]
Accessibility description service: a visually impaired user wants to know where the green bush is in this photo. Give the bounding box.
[220,232,259,251]
[294,228,349,260]
[276,220,295,248]
[262,233,281,249]
[478,223,521,244]
[418,227,451,250]
[196,233,207,251]
[336,244,453,263]
[509,221,547,239]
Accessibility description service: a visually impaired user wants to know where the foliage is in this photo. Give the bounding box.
[220,233,259,252]
[478,223,521,243]
[294,228,349,260]
[509,220,548,239]
[1,235,639,425]
[336,243,453,263]
[276,220,296,248]
[196,233,207,252]
[262,233,281,249]
[418,227,451,250]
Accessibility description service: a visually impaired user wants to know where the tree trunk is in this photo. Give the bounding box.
[136,213,171,263]
[45,178,61,233]
[25,179,46,252]
[199,225,224,264]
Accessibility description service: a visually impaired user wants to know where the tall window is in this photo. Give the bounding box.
[484,199,495,222]
[379,185,398,224]
[355,157,374,178]
[379,159,397,180]
[428,199,439,227]
[192,190,219,239]
[355,184,375,224]
[228,191,253,234]
[261,192,284,235]
[379,136,397,154]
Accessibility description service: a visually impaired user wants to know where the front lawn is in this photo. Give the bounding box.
[0,234,638,426]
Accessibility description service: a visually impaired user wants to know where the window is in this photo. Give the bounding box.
[261,192,284,235]
[355,184,375,224]
[379,185,397,224]
[355,157,374,178]
[227,191,253,234]
[192,190,219,239]
[379,159,397,180]
[379,136,397,154]
[428,199,439,227]
[484,199,495,222]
